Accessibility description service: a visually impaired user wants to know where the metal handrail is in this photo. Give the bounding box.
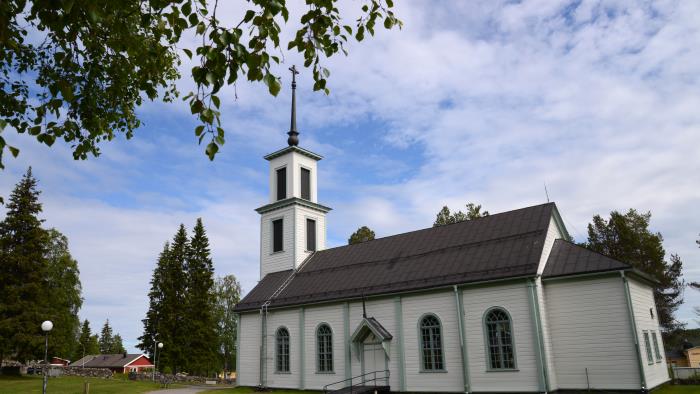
[323,369,390,393]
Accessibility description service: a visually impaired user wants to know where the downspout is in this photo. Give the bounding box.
[259,305,268,388]
[622,271,648,393]
[300,306,305,389]
[235,313,241,379]
[344,302,351,381]
[453,285,470,394]
[395,296,406,392]
[527,279,548,393]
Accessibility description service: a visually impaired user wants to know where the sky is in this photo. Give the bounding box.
[1,0,699,353]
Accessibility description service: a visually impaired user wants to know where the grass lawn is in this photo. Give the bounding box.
[0,375,179,394]
[655,385,700,394]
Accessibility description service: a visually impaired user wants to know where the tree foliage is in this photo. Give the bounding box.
[44,229,82,359]
[0,168,51,362]
[0,169,82,362]
[75,319,99,361]
[348,225,375,244]
[184,218,218,375]
[433,202,489,227]
[213,274,241,374]
[583,209,685,332]
[139,219,223,374]
[98,320,113,354]
[0,0,401,166]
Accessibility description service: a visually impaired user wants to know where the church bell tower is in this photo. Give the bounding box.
[256,66,331,279]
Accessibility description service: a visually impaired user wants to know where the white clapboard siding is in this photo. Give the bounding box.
[303,303,346,390]
[544,276,640,390]
[238,312,261,387]
[265,309,300,388]
[402,290,463,392]
[535,277,558,390]
[260,207,295,278]
[534,215,562,390]
[537,216,561,275]
[463,282,540,392]
[627,277,670,389]
[349,297,400,389]
[294,205,326,267]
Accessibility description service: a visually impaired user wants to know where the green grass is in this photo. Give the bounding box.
[655,385,700,394]
[200,388,319,394]
[0,375,178,394]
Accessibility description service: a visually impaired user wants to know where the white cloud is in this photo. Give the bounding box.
[2,0,699,351]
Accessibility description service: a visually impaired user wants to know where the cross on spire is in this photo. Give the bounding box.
[287,65,300,146]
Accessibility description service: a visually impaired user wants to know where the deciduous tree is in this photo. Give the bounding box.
[348,226,375,244]
[213,275,241,375]
[0,0,401,167]
[45,229,82,359]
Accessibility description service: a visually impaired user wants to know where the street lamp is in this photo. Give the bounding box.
[41,320,53,394]
[154,342,163,382]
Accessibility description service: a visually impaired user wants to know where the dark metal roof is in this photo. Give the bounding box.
[235,203,556,312]
[542,239,631,279]
[69,354,150,368]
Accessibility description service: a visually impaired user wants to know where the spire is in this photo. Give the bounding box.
[287,65,300,146]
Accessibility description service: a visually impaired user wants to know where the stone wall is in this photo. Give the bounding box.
[129,371,234,385]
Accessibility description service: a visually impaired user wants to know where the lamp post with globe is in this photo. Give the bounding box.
[41,320,53,394]
[153,342,163,382]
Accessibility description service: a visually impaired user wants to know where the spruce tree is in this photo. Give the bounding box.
[111,334,126,354]
[76,320,99,360]
[184,218,218,375]
[159,225,189,373]
[137,242,170,360]
[99,320,114,354]
[0,168,51,362]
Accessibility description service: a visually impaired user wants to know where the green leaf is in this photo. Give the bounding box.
[183,48,192,59]
[211,95,220,108]
[243,10,255,23]
[205,142,219,160]
[269,79,281,96]
[8,146,19,158]
[191,100,204,114]
[384,17,393,29]
[195,125,205,136]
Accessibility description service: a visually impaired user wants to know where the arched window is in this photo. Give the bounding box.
[317,324,333,372]
[276,327,290,373]
[420,314,444,371]
[485,308,516,370]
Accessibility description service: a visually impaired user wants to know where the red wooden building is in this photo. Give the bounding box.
[69,354,154,373]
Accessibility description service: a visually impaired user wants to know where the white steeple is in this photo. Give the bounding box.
[255,67,331,279]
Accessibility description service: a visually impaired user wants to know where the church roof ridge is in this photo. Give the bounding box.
[317,201,557,254]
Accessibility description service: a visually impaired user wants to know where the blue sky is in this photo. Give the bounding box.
[1,0,699,352]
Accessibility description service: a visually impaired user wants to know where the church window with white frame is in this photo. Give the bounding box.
[317,324,333,372]
[419,314,444,371]
[276,327,290,373]
[485,308,516,370]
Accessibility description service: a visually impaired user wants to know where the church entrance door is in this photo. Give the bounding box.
[362,342,385,382]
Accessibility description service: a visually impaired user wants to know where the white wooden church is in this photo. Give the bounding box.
[233,72,670,393]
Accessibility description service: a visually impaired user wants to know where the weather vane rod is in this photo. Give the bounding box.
[287,65,300,146]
